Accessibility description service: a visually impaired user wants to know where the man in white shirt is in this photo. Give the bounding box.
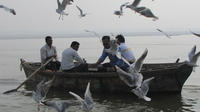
[116,34,136,64]
[40,36,60,71]
[61,41,88,72]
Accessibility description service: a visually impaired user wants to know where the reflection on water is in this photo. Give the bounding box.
[1,85,197,112]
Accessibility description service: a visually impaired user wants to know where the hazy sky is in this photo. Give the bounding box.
[0,0,200,37]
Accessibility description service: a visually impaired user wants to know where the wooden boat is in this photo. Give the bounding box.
[20,59,193,94]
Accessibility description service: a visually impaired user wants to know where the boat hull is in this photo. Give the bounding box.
[21,60,193,93]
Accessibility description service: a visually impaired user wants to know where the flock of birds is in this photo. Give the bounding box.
[0,0,163,21]
[30,38,200,112]
[104,38,200,102]
[2,0,200,111]
[32,79,94,112]
[1,0,200,37]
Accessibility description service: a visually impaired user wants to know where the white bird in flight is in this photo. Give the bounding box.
[114,2,129,18]
[126,0,158,20]
[84,29,101,41]
[42,101,69,112]
[56,0,69,20]
[76,5,87,18]
[116,49,148,88]
[138,7,159,21]
[0,5,16,15]
[104,39,119,55]
[187,45,200,67]
[190,31,200,38]
[131,77,154,101]
[69,82,94,111]
[33,77,55,104]
[156,28,171,39]
[126,0,141,11]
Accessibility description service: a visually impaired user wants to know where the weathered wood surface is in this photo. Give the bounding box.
[21,60,193,93]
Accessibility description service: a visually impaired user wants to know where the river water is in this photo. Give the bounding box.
[0,35,200,112]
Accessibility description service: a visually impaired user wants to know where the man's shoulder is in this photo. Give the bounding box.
[63,48,75,53]
[119,43,128,48]
[40,45,47,50]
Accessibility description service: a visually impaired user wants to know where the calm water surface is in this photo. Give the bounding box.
[0,35,200,112]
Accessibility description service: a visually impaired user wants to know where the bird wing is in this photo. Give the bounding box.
[57,0,61,8]
[120,2,129,12]
[115,65,135,87]
[190,51,200,66]
[69,91,86,106]
[141,77,154,95]
[131,88,143,98]
[134,6,146,13]
[110,40,118,52]
[0,5,5,8]
[43,101,61,112]
[134,48,148,73]
[60,102,69,112]
[61,0,68,10]
[84,82,94,109]
[188,45,196,62]
[76,5,83,15]
[191,31,200,37]
[134,73,143,88]
[132,0,141,7]
[156,29,171,38]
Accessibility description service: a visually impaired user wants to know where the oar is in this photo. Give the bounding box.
[3,57,54,94]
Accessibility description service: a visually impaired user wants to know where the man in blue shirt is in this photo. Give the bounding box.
[116,34,136,64]
[92,36,129,71]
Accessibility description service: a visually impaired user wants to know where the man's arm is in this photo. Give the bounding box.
[90,50,107,67]
[40,47,47,64]
[73,51,84,63]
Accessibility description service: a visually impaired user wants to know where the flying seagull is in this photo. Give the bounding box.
[69,82,94,111]
[84,29,101,40]
[104,39,119,55]
[76,5,87,18]
[138,8,158,21]
[190,31,200,37]
[0,5,16,15]
[126,0,158,20]
[32,77,55,111]
[42,101,69,112]
[126,0,141,11]
[187,45,200,67]
[116,49,148,88]
[56,0,69,20]
[156,28,171,38]
[114,2,129,18]
[131,77,154,101]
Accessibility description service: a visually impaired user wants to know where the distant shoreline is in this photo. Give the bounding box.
[0,31,190,40]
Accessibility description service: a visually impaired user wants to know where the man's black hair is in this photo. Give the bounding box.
[71,41,80,47]
[45,36,52,42]
[116,34,125,43]
[102,36,110,41]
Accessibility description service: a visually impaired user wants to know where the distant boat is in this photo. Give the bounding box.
[21,59,193,94]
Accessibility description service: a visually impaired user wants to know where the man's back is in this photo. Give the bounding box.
[119,43,136,63]
[61,47,84,70]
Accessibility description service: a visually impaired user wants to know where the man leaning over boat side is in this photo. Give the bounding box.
[40,36,60,71]
[91,36,129,72]
[116,34,136,64]
[61,41,88,72]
